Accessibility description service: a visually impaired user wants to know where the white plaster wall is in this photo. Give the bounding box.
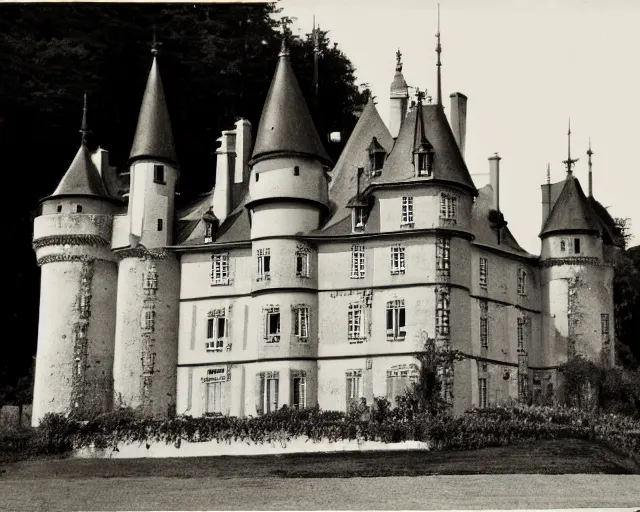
[249,156,329,208]
[111,214,130,249]
[373,187,473,233]
[250,203,321,238]
[179,248,252,300]
[128,160,178,248]
[113,254,180,417]
[541,234,603,259]
[34,213,113,242]
[41,197,118,216]
[251,239,318,292]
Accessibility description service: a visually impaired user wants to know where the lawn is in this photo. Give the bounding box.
[1,439,639,511]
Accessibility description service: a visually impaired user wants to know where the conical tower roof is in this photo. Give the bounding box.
[540,174,601,237]
[44,95,110,202]
[250,41,332,166]
[129,56,177,166]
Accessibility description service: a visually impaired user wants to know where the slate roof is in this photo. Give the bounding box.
[588,196,620,246]
[369,104,477,194]
[540,174,602,237]
[129,57,177,166]
[250,45,332,166]
[324,98,394,231]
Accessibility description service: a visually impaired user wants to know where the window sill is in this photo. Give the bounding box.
[295,336,309,343]
[265,335,280,344]
[350,274,365,279]
[210,279,230,286]
[386,336,406,342]
[348,338,366,344]
[400,222,414,229]
[390,270,405,275]
[256,274,271,282]
[296,273,311,279]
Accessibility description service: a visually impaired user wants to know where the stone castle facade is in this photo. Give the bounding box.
[31,37,620,426]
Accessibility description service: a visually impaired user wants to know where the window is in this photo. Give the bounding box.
[346,369,363,411]
[293,165,300,176]
[257,371,279,415]
[350,245,365,279]
[560,240,566,252]
[373,151,385,171]
[478,377,487,408]
[154,164,165,184]
[295,249,310,278]
[436,290,450,336]
[480,300,488,349]
[255,173,260,182]
[348,303,364,342]
[204,368,227,415]
[386,365,419,404]
[144,264,158,292]
[76,205,83,213]
[211,253,229,286]
[74,357,82,377]
[141,307,155,331]
[574,238,581,254]
[401,197,414,226]
[601,313,610,344]
[479,257,488,289]
[264,305,280,342]
[517,267,527,296]
[292,372,307,409]
[386,299,406,340]
[157,219,163,231]
[390,245,406,275]
[517,317,525,352]
[436,237,451,277]
[206,309,227,352]
[439,194,457,223]
[418,153,428,173]
[57,205,62,213]
[257,248,271,281]
[292,305,309,342]
[353,208,366,232]
[204,222,213,244]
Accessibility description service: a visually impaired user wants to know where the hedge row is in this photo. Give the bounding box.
[1,404,638,462]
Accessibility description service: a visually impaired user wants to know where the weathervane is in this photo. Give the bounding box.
[436,3,442,106]
[396,48,403,73]
[562,119,579,175]
[150,28,162,56]
[80,93,90,145]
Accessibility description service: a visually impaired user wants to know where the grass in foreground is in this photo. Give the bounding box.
[1,439,638,479]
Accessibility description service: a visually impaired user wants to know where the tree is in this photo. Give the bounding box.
[0,3,369,392]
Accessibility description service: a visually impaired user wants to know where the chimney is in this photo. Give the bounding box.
[212,130,236,223]
[449,92,467,158]
[488,153,501,212]
[234,118,252,185]
[90,147,110,178]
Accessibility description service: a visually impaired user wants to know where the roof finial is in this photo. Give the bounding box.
[546,162,551,184]
[312,16,319,100]
[396,48,403,73]
[436,3,442,107]
[587,137,594,197]
[150,28,162,56]
[80,93,90,146]
[562,118,578,175]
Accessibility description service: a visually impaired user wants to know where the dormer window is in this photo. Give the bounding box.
[204,223,213,243]
[353,208,366,233]
[202,208,218,244]
[414,143,434,177]
[367,137,386,177]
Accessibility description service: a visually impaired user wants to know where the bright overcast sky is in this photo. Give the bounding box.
[276,0,640,254]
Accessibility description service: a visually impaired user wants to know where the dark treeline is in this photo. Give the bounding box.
[0,3,368,399]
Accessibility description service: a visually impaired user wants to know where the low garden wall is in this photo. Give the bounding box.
[74,437,431,459]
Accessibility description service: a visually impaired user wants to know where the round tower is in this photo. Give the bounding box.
[32,96,121,425]
[112,48,180,418]
[244,40,333,414]
[540,168,615,374]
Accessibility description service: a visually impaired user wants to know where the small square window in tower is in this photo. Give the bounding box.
[76,205,82,213]
[436,237,451,279]
[386,299,406,340]
[153,164,165,184]
[517,267,527,296]
[157,219,163,231]
[574,238,581,254]
[257,248,271,281]
[439,194,457,226]
[479,257,488,289]
[295,249,310,278]
[436,290,450,337]
[367,137,386,177]
[560,240,566,252]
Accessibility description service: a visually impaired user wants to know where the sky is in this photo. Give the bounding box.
[276,0,640,254]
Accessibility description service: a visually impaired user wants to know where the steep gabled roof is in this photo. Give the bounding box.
[49,144,110,199]
[369,105,476,194]
[540,174,601,237]
[324,98,394,229]
[129,56,177,166]
[250,43,332,166]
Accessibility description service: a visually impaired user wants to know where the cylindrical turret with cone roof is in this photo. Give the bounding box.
[112,40,180,418]
[32,95,121,425]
